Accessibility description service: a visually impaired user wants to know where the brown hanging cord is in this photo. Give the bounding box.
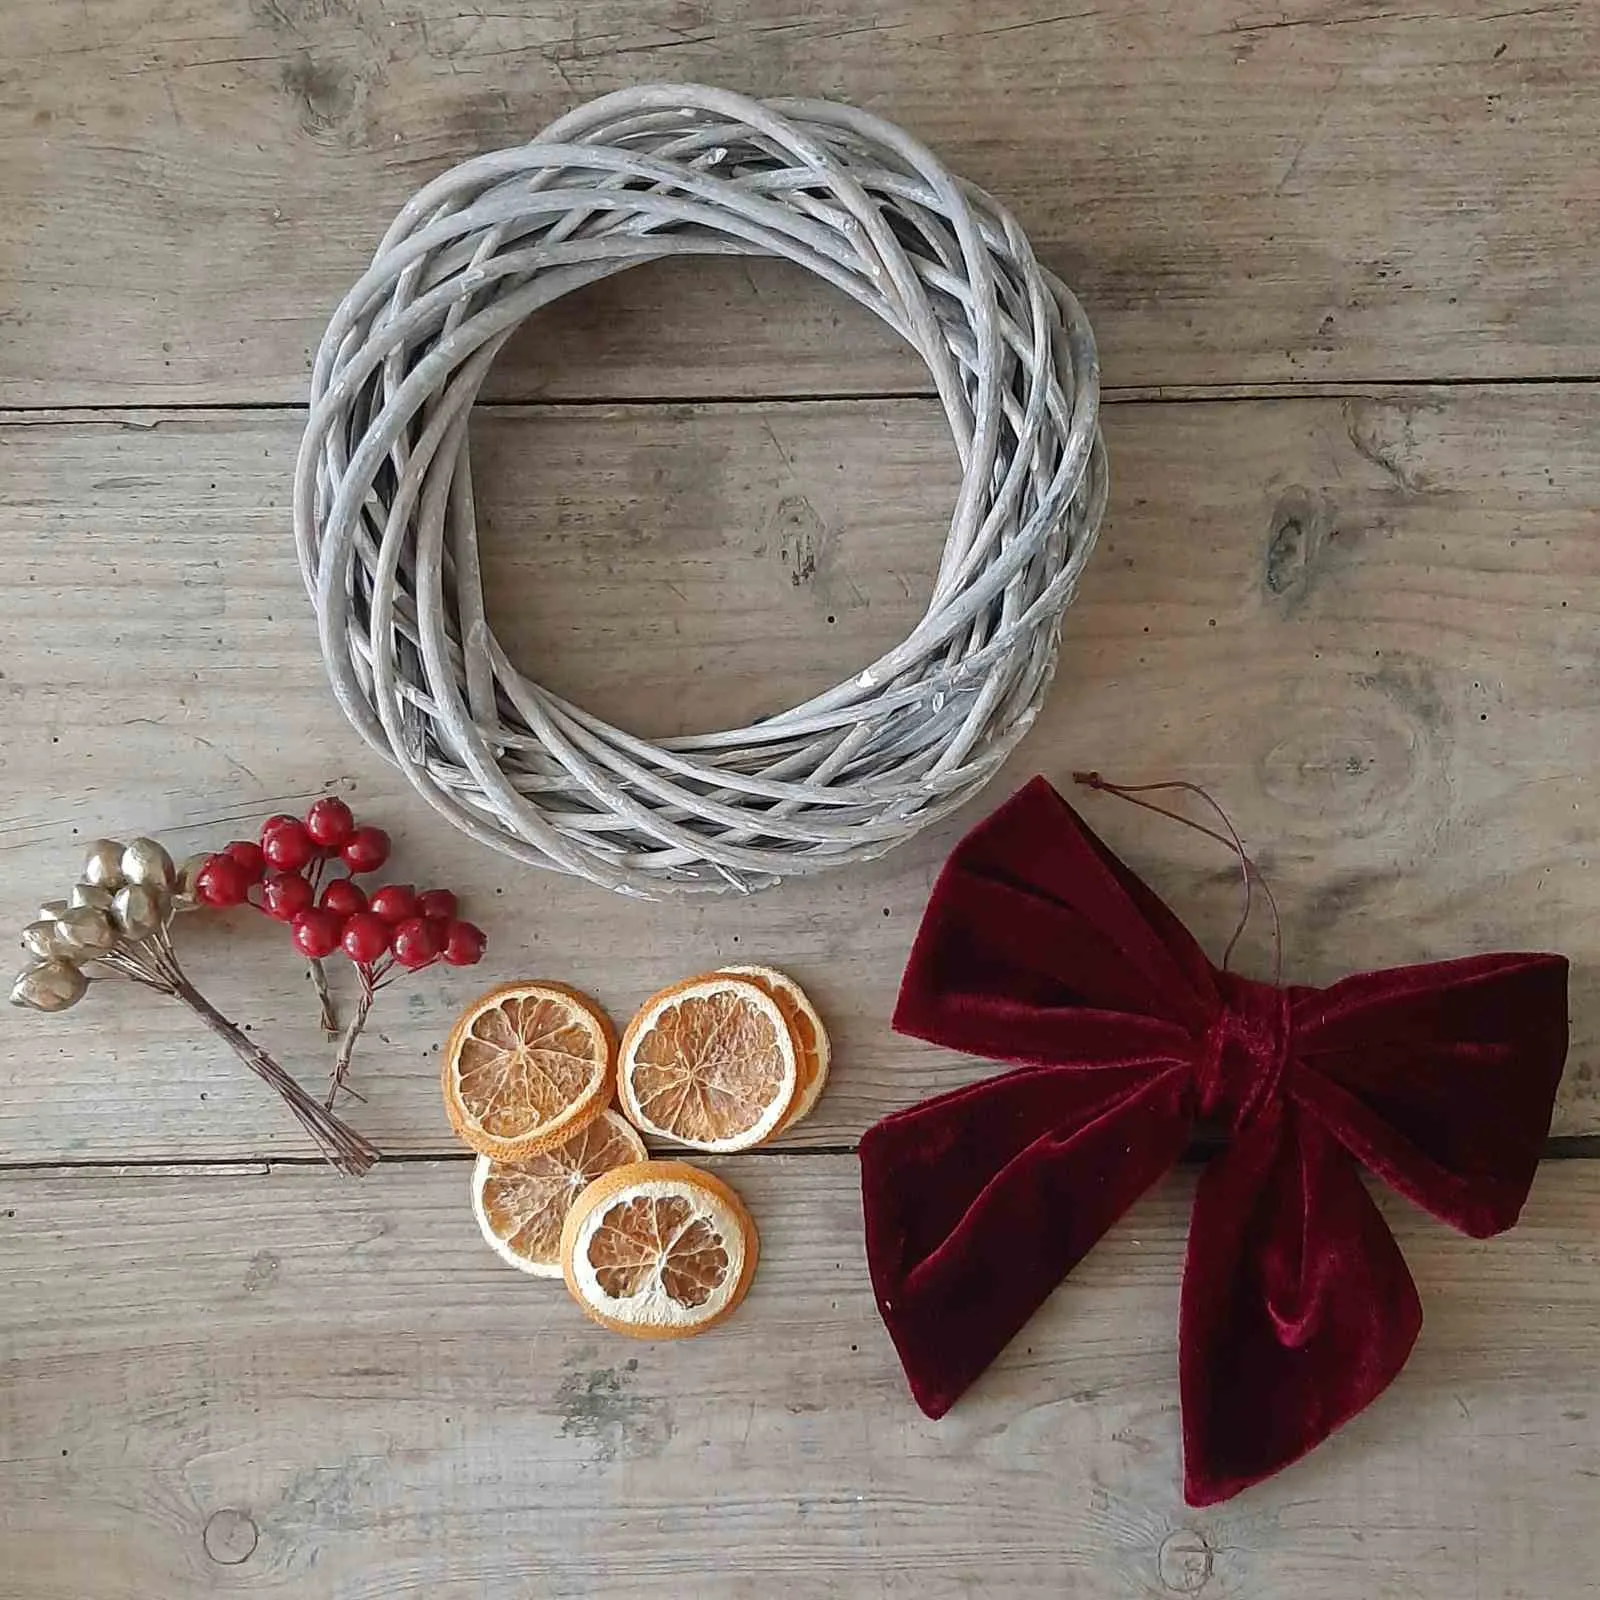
[1073,772,1284,987]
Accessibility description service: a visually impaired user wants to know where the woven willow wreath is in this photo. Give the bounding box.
[294,84,1106,895]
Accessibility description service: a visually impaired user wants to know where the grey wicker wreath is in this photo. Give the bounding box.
[294,84,1106,896]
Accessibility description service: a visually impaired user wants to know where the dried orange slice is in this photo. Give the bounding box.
[443,981,615,1159]
[471,1110,646,1278]
[719,965,830,1133]
[561,1159,759,1339]
[617,975,798,1151]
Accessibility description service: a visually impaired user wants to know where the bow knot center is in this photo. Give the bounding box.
[1197,974,1293,1129]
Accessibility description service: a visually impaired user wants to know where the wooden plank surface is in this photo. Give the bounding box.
[4,387,1599,1163]
[2,1154,1596,1599]
[5,0,1600,405]
[7,3,1597,1592]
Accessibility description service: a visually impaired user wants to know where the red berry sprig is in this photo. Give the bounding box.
[192,798,486,1105]
[261,871,315,922]
[339,911,391,965]
[290,908,343,961]
[342,826,392,875]
[319,879,367,919]
[260,815,317,873]
[196,807,393,1033]
[304,797,355,850]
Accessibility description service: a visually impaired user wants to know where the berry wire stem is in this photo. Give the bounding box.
[305,856,340,1037]
[327,962,381,1110]
[93,928,378,1178]
[308,958,339,1037]
[324,953,431,1109]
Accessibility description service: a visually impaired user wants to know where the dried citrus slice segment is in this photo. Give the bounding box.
[471,1110,646,1278]
[617,976,797,1151]
[561,1159,759,1338]
[443,981,615,1159]
[718,964,830,1133]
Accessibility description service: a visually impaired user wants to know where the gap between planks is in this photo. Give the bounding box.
[9,1134,1600,1180]
[8,373,1600,425]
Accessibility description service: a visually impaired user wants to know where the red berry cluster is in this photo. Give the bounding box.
[194,799,486,974]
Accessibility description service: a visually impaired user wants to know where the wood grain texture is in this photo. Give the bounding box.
[1,388,1597,1161]
[4,0,1599,405]
[7,3,1596,1589]
[1,1154,1596,1599]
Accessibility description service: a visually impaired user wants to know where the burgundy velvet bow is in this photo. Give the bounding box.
[859,777,1568,1505]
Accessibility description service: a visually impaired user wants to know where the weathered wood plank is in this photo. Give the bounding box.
[2,389,1598,1165]
[4,0,1599,405]
[0,1154,1595,1598]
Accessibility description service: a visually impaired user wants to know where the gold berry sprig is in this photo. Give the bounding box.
[11,836,378,1177]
